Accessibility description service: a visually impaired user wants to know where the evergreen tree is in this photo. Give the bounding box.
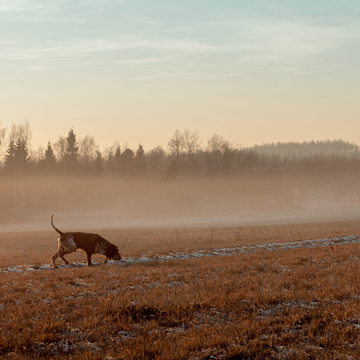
[42,142,57,172]
[106,150,115,174]
[3,139,17,211]
[64,128,79,172]
[135,144,147,176]
[3,137,30,211]
[4,139,16,174]
[94,150,104,174]
[14,137,30,173]
[114,145,121,174]
[15,138,29,211]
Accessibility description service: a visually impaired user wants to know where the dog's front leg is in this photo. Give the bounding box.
[86,252,93,266]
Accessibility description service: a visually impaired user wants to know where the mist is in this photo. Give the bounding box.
[0,171,359,232]
[1,124,359,232]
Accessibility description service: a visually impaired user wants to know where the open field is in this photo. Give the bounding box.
[2,220,360,268]
[1,221,360,359]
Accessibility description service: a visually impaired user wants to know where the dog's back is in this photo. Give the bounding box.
[67,232,103,252]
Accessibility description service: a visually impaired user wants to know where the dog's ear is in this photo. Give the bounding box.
[106,243,120,258]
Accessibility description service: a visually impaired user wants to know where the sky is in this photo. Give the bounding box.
[1,0,359,152]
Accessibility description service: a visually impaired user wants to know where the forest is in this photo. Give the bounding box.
[0,121,359,179]
[0,121,359,225]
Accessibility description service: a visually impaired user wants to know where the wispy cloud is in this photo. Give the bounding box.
[24,57,170,72]
[169,14,360,65]
[112,56,172,65]
[0,0,128,17]
[7,39,123,60]
[6,20,358,62]
[2,37,231,62]
[0,0,55,13]
[1,6,359,74]
[0,0,84,24]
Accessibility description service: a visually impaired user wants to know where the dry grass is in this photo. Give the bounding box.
[1,222,360,359]
[1,220,360,267]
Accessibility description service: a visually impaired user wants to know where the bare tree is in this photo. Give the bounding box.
[7,121,32,145]
[183,129,201,157]
[119,148,135,175]
[30,146,45,164]
[207,134,233,178]
[79,135,98,165]
[53,135,67,163]
[183,129,201,183]
[18,121,32,144]
[167,129,187,178]
[0,121,6,155]
[167,129,184,158]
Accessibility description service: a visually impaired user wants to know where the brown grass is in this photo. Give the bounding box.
[1,220,360,268]
[1,222,360,359]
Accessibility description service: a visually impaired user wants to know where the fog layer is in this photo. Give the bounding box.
[0,172,359,232]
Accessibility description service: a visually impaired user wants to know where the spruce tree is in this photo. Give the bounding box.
[14,137,30,172]
[4,139,16,174]
[135,144,147,176]
[42,142,57,172]
[94,150,104,174]
[114,145,121,174]
[106,150,115,174]
[4,140,17,210]
[14,138,29,211]
[64,128,79,173]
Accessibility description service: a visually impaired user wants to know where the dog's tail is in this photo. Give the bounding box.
[50,214,63,235]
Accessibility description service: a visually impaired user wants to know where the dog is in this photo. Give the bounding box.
[51,214,121,268]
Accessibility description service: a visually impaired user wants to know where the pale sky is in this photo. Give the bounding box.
[1,0,359,151]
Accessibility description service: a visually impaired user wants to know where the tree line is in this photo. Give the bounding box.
[0,121,359,181]
[253,140,358,157]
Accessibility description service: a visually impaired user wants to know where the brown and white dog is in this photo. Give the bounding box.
[51,214,121,267]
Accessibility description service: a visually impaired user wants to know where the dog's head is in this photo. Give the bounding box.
[106,243,122,261]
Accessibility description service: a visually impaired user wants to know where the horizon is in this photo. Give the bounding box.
[0,121,358,156]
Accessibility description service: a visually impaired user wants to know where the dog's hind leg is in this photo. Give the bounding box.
[52,250,71,267]
[52,251,60,268]
[59,251,71,265]
[103,257,108,265]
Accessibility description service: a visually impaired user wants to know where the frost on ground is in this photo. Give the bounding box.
[34,340,101,356]
[1,235,359,274]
